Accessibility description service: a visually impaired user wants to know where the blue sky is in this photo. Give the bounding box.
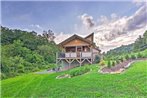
[2,1,140,34]
[1,0,146,52]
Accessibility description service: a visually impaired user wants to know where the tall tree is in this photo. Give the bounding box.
[42,29,55,42]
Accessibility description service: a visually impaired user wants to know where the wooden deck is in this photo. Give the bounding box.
[56,52,93,66]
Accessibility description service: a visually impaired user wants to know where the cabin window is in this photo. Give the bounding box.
[65,47,76,52]
[83,46,90,52]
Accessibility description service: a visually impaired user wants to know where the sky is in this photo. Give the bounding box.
[1,0,147,52]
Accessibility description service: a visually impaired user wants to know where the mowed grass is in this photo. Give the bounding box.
[1,61,147,98]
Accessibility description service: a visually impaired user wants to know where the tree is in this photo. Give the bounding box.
[37,45,59,63]
[42,29,55,42]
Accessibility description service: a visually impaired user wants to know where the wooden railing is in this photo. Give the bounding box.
[57,52,92,58]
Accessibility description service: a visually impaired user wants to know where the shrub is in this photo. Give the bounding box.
[94,55,101,63]
[112,61,115,66]
[1,73,6,79]
[69,66,90,77]
[120,57,124,62]
[125,55,130,60]
[107,61,111,68]
[137,53,143,58]
[32,67,39,72]
[116,60,120,64]
[131,55,137,59]
[99,60,105,66]
[17,69,24,73]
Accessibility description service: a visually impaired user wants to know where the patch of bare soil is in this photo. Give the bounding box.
[99,58,147,74]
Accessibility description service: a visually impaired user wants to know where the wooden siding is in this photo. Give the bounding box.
[64,39,90,47]
[85,35,93,42]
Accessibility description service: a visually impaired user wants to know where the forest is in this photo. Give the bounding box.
[1,26,60,79]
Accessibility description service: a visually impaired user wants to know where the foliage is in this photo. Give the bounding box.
[137,52,143,58]
[36,44,59,63]
[134,31,147,52]
[1,26,60,79]
[120,57,124,62]
[112,61,115,66]
[94,55,101,63]
[42,29,55,42]
[68,65,91,77]
[99,60,106,66]
[131,54,137,60]
[104,30,147,61]
[107,60,111,68]
[125,54,130,60]
[116,60,120,64]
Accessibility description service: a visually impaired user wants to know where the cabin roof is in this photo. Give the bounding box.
[85,33,94,42]
[58,33,94,47]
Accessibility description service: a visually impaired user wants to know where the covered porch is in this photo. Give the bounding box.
[56,45,93,67]
[57,45,93,58]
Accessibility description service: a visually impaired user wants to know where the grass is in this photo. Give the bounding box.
[1,61,147,98]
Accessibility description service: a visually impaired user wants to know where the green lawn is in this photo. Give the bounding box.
[1,61,147,98]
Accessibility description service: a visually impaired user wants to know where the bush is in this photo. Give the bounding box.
[131,55,137,59]
[99,60,105,66]
[119,57,124,62]
[107,61,111,68]
[125,55,130,60]
[32,67,39,72]
[1,73,6,79]
[137,53,143,58]
[17,69,24,73]
[112,61,115,66]
[116,60,120,64]
[94,55,101,63]
[69,66,90,77]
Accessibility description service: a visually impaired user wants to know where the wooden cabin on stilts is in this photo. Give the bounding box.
[56,33,101,70]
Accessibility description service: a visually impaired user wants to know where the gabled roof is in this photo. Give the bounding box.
[58,33,94,47]
[85,33,94,42]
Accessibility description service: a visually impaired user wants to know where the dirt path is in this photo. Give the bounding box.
[100,58,147,74]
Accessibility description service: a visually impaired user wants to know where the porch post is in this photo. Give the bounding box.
[56,52,58,66]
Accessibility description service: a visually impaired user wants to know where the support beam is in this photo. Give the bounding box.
[56,52,58,65]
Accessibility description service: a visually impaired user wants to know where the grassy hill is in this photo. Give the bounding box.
[2,60,147,98]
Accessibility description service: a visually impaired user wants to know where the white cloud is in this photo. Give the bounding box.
[111,13,118,20]
[30,24,43,30]
[133,0,146,6]
[79,13,95,28]
[54,32,72,44]
[93,5,147,52]
[54,5,147,52]
[29,24,44,34]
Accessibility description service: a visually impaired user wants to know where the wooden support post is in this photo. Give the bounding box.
[80,52,82,67]
[56,52,58,66]
[91,52,93,64]
[69,62,71,69]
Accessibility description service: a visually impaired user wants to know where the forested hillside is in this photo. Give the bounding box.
[105,30,147,59]
[1,26,60,79]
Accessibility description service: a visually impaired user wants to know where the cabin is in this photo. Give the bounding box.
[56,33,101,70]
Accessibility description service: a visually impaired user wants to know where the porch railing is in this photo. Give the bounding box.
[57,52,92,58]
